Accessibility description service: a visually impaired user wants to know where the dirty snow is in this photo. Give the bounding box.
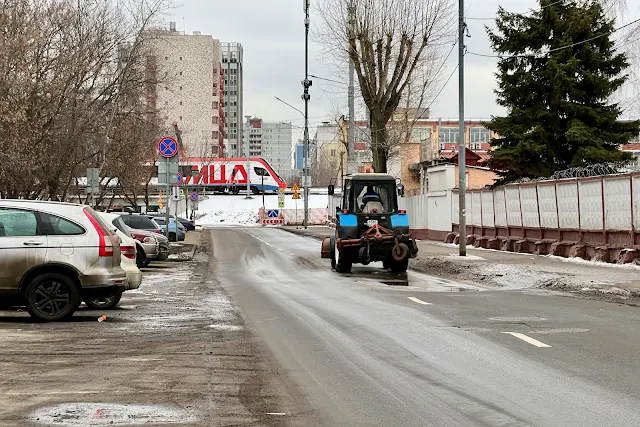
[29,403,197,426]
[188,193,328,226]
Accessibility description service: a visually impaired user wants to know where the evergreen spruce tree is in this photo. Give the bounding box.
[485,0,639,182]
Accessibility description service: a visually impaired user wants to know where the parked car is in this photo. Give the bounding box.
[149,214,188,233]
[0,200,127,321]
[102,213,169,268]
[85,213,143,309]
[115,212,163,234]
[150,216,185,242]
[176,216,195,231]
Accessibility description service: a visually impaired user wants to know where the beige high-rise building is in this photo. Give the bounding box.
[146,23,223,157]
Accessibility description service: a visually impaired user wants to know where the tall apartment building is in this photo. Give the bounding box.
[244,118,294,179]
[146,24,223,157]
[221,42,244,157]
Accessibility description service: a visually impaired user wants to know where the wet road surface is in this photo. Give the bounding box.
[214,227,640,427]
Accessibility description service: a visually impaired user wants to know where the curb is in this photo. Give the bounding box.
[167,243,198,262]
[281,227,328,241]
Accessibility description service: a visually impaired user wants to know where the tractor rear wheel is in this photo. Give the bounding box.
[389,258,409,273]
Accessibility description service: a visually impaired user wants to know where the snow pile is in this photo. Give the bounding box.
[190,194,329,227]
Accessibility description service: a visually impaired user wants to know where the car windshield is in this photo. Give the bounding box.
[352,182,397,214]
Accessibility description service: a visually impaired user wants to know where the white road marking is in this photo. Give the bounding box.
[407,297,431,305]
[267,412,287,416]
[502,332,552,348]
[243,230,295,256]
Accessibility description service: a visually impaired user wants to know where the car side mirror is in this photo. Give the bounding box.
[328,184,334,195]
[397,184,405,197]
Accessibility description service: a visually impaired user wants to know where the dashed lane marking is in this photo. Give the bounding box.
[243,230,295,256]
[502,332,552,348]
[407,296,431,305]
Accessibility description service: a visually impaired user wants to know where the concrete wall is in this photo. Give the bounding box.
[448,173,640,263]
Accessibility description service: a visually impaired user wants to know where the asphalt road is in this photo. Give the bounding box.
[213,227,640,427]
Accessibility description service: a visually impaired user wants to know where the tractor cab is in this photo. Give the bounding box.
[323,173,418,273]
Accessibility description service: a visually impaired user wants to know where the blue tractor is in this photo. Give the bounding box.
[321,173,418,273]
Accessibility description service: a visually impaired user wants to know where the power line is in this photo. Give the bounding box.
[426,63,460,110]
[465,0,566,21]
[467,17,640,59]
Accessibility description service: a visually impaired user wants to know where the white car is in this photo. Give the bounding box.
[86,213,143,309]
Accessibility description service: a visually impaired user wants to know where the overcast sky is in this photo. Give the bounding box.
[169,0,640,141]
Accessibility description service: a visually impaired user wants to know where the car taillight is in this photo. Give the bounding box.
[84,208,115,257]
[121,245,136,259]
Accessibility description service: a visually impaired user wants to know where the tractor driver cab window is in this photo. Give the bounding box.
[355,184,396,214]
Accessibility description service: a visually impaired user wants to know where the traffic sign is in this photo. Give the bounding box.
[292,192,301,200]
[176,173,183,184]
[190,192,199,201]
[292,183,300,192]
[267,209,279,218]
[158,136,179,158]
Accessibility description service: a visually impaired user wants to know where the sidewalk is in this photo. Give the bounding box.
[282,226,640,304]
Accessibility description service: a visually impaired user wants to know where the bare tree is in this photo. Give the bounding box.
[0,0,171,199]
[316,0,454,172]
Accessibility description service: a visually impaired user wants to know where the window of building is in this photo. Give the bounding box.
[331,149,336,157]
[212,116,218,124]
[165,56,168,60]
[469,127,490,145]
[179,101,182,105]
[179,71,182,76]
[212,131,219,139]
[179,116,182,120]
[439,127,459,144]
[213,101,219,109]
[179,56,182,60]
[179,86,182,90]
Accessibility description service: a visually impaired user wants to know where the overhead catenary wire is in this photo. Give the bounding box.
[465,0,566,21]
[467,17,640,59]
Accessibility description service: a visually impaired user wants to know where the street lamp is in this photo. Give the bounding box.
[245,115,252,199]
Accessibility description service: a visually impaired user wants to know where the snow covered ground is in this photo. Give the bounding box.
[187,194,329,226]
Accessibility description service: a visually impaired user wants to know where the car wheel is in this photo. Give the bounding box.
[24,273,80,322]
[85,292,123,310]
[136,248,146,268]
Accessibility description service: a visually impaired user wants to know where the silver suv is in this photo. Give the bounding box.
[0,200,127,321]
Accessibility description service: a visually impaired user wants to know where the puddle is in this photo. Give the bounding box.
[29,403,197,426]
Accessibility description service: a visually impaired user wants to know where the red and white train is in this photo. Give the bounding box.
[177,157,287,194]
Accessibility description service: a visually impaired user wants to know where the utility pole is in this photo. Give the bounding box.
[458,0,467,256]
[302,0,312,229]
[347,1,355,174]
[245,115,252,199]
